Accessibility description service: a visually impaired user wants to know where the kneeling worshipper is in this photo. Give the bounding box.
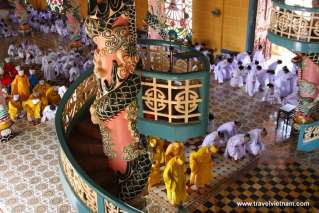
[217,120,241,140]
[165,142,186,164]
[224,133,250,161]
[246,128,267,156]
[262,83,281,105]
[46,86,61,105]
[8,94,23,122]
[230,65,244,88]
[201,131,226,150]
[29,91,48,111]
[11,66,30,101]
[189,145,218,190]
[41,105,57,123]
[22,97,41,124]
[163,156,187,207]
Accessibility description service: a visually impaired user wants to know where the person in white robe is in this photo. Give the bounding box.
[264,69,276,86]
[224,134,250,160]
[253,45,265,64]
[282,77,298,106]
[8,43,16,58]
[256,65,267,91]
[262,83,281,105]
[246,128,267,156]
[237,52,251,66]
[202,131,226,149]
[275,66,294,98]
[17,46,24,60]
[58,86,67,98]
[44,60,56,82]
[82,59,94,73]
[245,66,260,97]
[41,105,57,123]
[230,65,244,88]
[69,63,80,83]
[217,121,241,140]
[214,59,227,84]
[222,58,236,80]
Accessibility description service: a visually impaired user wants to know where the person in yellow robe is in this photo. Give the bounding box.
[11,67,30,101]
[165,142,185,164]
[45,86,61,105]
[29,91,48,111]
[8,94,22,122]
[32,80,51,96]
[22,98,41,123]
[148,161,161,191]
[163,156,187,206]
[189,145,218,190]
[149,137,165,165]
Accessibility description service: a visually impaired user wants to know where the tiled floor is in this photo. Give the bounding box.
[0,31,318,213]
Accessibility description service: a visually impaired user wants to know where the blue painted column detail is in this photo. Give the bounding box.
[246,0,258,52]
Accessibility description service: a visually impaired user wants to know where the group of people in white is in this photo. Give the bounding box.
[212,45,298,106]
[26,5,92,46]
[202,121,267,161]
[0,18,18,38]
[7,40,94,83]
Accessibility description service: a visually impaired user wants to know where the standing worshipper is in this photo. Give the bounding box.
[163,156,187,207]
[275,66,294,98]
[246,128,267,156]
[214,58,227,84]
[256,65,267,91]
[245,65,259,97]
[230,65,244,88]
[217,121,241,140]
[189,146,218,190]
[11,66,30,101]
[237,51,251,66]
[224,133,250,161]
[165,142,186,164]
[253,45,265,64]
[44,59,56,82]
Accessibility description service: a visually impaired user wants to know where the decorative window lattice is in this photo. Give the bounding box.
[141,77,202,124]
[47,0,64,13]
[304,125,319,143]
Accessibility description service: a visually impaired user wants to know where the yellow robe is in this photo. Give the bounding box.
[45,87,61,105]
[8,99,22,121]
[148,163,161,191]
[22,99,41,120]
[149,137,165,164]
[32,83,51,96]
[163,156,187,206]
[165,142,186,164]
[189,147,214,187]
[11,75,30,101]
[29,93,48,111]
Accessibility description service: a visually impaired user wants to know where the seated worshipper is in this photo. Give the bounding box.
[17,45,24,60]
[275,66,295,98]
[11,67,30,101]
[25,52,35,65]
[262,83,281,105]
[3,58,18,80]
[7,42,17,58]
[224,133,250,161]
[165,142,186,164]
[148,161,161,191]
[246,128,267,156]
[58,86,67,98]
[44,59,56,82]
[245,65,259,97]
[163,156,187,206]
[189,145,218,190]
[8,94,23,122]
[69,62,81,83]
[22,97,41,124]
[30,91,48,111]
[217,120,241,140]
[33,80,51,96]
[253,45,265,64]
[46,86,61,105]
[230,65,244,88]
[41,105,57,123]
[0,67,12,89]
[201,131,226,149]
[28,69,38,90]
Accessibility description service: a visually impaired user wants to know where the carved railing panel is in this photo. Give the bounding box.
[304,125,319,143]
[61,74,97,131]
[269,7,319,42]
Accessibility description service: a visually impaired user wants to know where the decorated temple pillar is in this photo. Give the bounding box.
[84,0,151,201]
